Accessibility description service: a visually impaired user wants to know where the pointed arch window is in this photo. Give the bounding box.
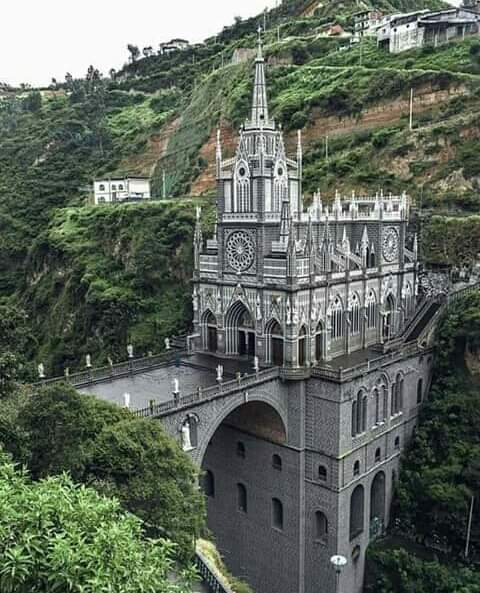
[352,390,367,437]
[366,290,377,330]
[331,297,344,340]
[235,163,251,213]
[350,293,361,336]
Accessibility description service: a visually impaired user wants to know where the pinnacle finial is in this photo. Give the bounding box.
[257,27,263,60]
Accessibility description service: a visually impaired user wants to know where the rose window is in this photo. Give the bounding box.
[226,231,255,273]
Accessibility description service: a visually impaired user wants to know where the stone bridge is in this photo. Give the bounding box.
[133,367,286,465]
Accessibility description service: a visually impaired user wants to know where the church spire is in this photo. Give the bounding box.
[250,28,269,127]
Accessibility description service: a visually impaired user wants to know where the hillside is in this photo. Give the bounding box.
[0,0,478,372]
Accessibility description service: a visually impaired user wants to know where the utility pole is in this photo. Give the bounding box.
[325,134,329,163]
[277,25,281,43]
[359,36,363,67]
[465,496,475,559]
[162,170,166,199]
[409,87,414,131]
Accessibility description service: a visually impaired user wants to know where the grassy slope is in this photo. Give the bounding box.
[21,201,212,373]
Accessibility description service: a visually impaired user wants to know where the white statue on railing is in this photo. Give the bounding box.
[127,344,134,359]
[181,419,194,451]
[123,392,131,409]
[165,337,171,351]
[37,363,45,380]
[86,354,92,369]
[216,364,224,383]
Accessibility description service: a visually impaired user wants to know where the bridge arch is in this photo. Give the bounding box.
[195,392,288,467]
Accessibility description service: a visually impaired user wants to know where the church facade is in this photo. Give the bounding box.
[189,37,431,593]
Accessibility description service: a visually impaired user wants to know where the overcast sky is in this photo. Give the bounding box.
[1,0,278,87]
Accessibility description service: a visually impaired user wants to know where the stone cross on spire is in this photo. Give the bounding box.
[250,27,269,127]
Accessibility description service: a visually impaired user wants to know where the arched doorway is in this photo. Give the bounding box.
[370,471,386,540]
[225,301,255,357]
[298,326,307,367]
[200,400,287,593]
[266,319,284,366]
[383,294,395,340]
[202,310,217,352]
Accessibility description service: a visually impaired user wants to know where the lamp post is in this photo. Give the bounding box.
[330,555,347,593]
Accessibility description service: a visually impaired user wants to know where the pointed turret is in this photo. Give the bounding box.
[250,28,269,127]
[194,206,203,272]
[306,215,315,276]
[297,130,303,179]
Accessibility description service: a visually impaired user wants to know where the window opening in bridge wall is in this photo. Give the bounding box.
[318,465,327,482]
[237,483,247,513]
[353,461,360,477]
[350,485,365,540]
[394,436,400,450]
[272,454,282,471]
[417,378,423,404]
[375,448,381,463]
[315,511,328,543]
[272,498,284,531]
[236,441,246,458]
[370,471,386,538]
[352,545,361,563]
[203,470,215,498]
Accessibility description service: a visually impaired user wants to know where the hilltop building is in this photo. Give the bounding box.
[353,9,384,38]
[376,7,480,53]
[159,38,190,55]
[93,177,151,205]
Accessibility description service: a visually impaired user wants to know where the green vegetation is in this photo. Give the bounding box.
[366,293,480,592]
[1,383,205,563]
[21,201,207,373]
[0,452,193,593]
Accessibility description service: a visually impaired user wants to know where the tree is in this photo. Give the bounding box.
[20,383,128,480]
[127,43,140,63]
[19,384,205,561]
[90,418,205,562]
[22,91,42,113]
[0,453,193,593]
[0,303,35,397]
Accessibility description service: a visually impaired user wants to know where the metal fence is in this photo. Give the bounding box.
[195,551,234,593]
